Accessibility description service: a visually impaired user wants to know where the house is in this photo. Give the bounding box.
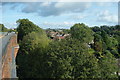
[46,29,70,40]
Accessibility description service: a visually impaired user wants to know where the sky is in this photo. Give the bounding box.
[0,2,119,29]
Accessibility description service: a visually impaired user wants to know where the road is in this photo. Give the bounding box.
[0,32,16,79]
[0,32,15,56]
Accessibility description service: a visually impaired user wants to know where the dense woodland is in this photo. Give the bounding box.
[1,19,120,79]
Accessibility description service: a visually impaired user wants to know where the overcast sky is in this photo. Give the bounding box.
[0,2,118,29]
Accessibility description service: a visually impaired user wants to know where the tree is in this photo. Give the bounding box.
[114,25,120,31]
[0,24,8,32]
[100,25,111,34]
[16,21,119,79]
[93,34,103,52]
[101,30,112,50]
[113,31,120,54]
[16,19,50,78]
[16,31,50,78]
[99,50,118,78]
[91,26,101,32]
[42,38,100,78]
[16,19,44,41]
[70,23,94,43]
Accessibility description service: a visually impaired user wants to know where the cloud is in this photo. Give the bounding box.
[97,10,118,23]
[40,21,75,29]
[0,3,2,22]
[0,3,2,10]
[3,2,91,17]
[1,0,38,2]
[42,21,74,26]
[2,2,24,10]
[21,2,91,17]
[3,22,17,29]
[1,0,120,2]
[68,14,87,20]
[97,2,113,7]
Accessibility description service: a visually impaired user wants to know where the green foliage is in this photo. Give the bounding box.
[0,24,8,32]
[8,29,17,33]
[17,19,44,41]
[93,34,103,52]
[16,20,119,79]
[62,29,70,34]
[91,26,101,32]
[43,38,100,78]
[93,29,119,58]
[17,31,50,78]
[111,49,120,58]
[16,19,50,78]
[70,23,94,43]
[21,31,49,50]
[99,50,118,78]
[100,25,111,34]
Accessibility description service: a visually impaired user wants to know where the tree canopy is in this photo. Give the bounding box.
[70,23,94,43]
[15,19,119,79]
[17,19,44,41]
